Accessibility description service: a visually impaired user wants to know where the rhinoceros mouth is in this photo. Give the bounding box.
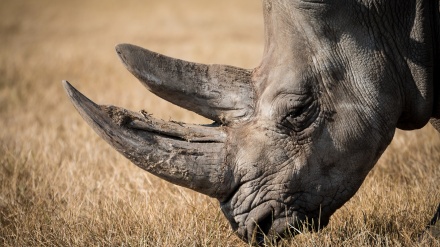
[252,211,328,244]
[221,193,329,243]
[243,211,306,244]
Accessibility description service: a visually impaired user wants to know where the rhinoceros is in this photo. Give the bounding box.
[63,0,440,243]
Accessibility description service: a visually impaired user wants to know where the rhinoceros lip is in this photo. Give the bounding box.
[223,195,327,243]
[250,211,304,244]
[263,212,328,242]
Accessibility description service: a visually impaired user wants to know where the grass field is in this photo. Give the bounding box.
[0,0,439,246]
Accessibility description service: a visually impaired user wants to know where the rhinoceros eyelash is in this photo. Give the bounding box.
[288,104,309,118]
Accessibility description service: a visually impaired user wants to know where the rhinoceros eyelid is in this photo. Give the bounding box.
[298,0,329,6]
[287,98,313,118]
[273,91,310,103]
[270,93,310,117]
[300,0,327,3]
[295,0,331,12]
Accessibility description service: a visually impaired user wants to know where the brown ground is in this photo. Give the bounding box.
[0,0,439,246]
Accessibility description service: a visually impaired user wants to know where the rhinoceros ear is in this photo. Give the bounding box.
[115,44,255,124]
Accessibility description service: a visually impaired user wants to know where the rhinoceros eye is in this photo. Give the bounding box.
[281,98,317,132]
[288,106,306,119]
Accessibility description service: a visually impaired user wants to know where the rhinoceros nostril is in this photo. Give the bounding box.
[253,213,274,244]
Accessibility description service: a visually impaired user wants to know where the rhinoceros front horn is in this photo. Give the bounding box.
[63,43,256,200]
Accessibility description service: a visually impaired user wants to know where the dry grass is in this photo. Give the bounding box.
[0,0,439,246]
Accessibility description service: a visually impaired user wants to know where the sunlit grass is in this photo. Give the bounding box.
[0,0,439,246]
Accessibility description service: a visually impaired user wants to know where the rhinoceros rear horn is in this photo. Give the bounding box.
[63,81,234,200]
[115,43,255,124]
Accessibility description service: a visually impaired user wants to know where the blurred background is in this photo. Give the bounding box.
[0,0,263,124]
[0,0,438,246]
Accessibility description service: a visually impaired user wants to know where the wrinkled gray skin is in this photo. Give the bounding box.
[63,0,440,244]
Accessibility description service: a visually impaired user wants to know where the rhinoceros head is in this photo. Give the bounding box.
[64,0,439,243]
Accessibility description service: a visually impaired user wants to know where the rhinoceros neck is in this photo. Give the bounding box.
[393,0,436,129]
[399,0,440,130]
